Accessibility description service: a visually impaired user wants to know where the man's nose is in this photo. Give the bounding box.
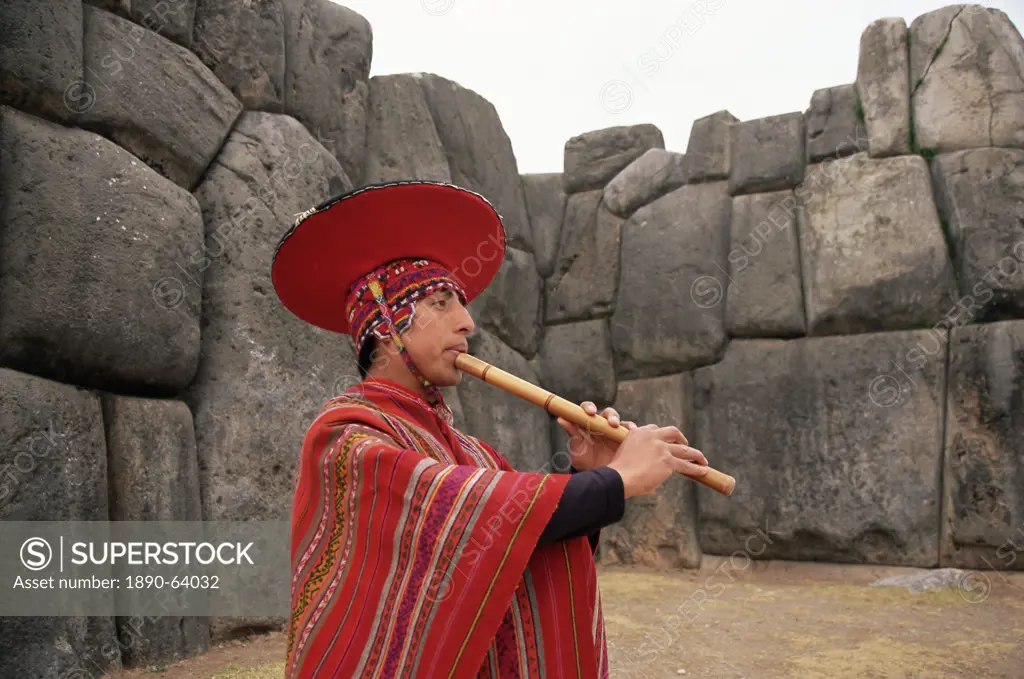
[456,305,475,335]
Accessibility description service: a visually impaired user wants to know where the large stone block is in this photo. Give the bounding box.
[602,148,688,218]
[798,151,958,335]
[79,4,242,190]
[692,333,946,567]
[805,84,868,163]
[942,320,1024,571]
[186,112,354,523]
[856,18,911,157]
[0,368,120,678]
[456,329,552,472]
[683,110,737,182]
[725,190,805,337]
[84,0,198,48]
[192,0,287,112]
[521,173,566,278]
[600,373,701,569]
[545,190,623,324]
[563,124,664,194]
[610,182,731,380]
[418,73,532,252]
[910,6,1024,153]
[102,394,209,666]
[728,112,806,195]
[931,148,1024,322]
[0,106,203,393]
[467,246,542,358]
[363,74,450,184]
[283,0,371,184]
[538,319,616,408]
[0,0,82,125]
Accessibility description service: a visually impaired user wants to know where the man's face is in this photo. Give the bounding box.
[385,289,474,386]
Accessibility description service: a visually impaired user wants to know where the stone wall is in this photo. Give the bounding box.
[0,0,1021,675]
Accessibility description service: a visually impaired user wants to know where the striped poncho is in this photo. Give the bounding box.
[286,377,609,678]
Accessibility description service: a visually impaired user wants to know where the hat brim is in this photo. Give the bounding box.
[272,180,507,335]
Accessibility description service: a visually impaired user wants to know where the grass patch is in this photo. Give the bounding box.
[853,85,866,125]
[202,662,285,679]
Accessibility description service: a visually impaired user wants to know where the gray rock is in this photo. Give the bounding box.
[521,173,566,278]
[83,0,197,48]
[602,148,688,218]
[0,105,203,394]
[725,190,806,337]
[610,182,731,380]
[78,5,242,190]
[805,84,869,163]
[942,320,1024,571]
[600,373,701,569]
[467,246,542,358]
[545,190,623,324]
[563,124,665,194]
[856,17,911,157]
[692,333,946,567]
[0,368,120,678]
[283,0,371,184]
[728,112,806,196]
[186,111,354,523]
[910,6,1024,152]
[798,152,958,335]
[102,394,209,667]
[870,568,973,594]
[363,74,450,184]
[538,319,617,407]
[192,0,286,111]
[456,328,552,472]
[930,148,1024,322]
[0,0,82,125]
[683,110,737,182]
[418,73,532,252]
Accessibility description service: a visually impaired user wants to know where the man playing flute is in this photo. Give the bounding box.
[272,180,710,679]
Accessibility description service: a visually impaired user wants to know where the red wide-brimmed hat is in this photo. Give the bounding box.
[271,180,507,335]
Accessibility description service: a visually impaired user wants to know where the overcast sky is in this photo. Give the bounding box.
[333,0,1024,174]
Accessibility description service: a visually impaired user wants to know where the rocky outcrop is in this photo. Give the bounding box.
[521,173,566,278]
[728,112,806,195]
[545,190,623,324]
[79,4,243,190]
[602,148,688,218]
[693,334,946,567]
[930,148,1024,322]
[805,84,869,162]
[942,320,1024,571]
[683,110,736,182]
[909,6,1024,153]
[856,18,911,157]
[611,181,731,379]
[0,105,204,394]
[798,152,958,335]
[562,124,665,194]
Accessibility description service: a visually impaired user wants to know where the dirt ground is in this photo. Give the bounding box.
[103,558,1024,679]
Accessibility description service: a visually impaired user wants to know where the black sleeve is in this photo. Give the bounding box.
[536,466,625,548]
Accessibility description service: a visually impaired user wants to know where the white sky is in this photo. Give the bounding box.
[333,0,1024,174]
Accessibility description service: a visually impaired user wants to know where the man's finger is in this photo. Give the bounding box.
[665,443,708,466]
[601,407,620,427]
[622,420,638,431]
[655,425,689,446]
[671,458,709,478]
[581,401,596,415]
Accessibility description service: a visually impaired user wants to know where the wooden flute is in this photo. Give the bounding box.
[454,352,736,497]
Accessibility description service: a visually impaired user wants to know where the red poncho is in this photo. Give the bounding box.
[286,377,609,678]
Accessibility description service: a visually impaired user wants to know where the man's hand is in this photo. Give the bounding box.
[556,401,638,472]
